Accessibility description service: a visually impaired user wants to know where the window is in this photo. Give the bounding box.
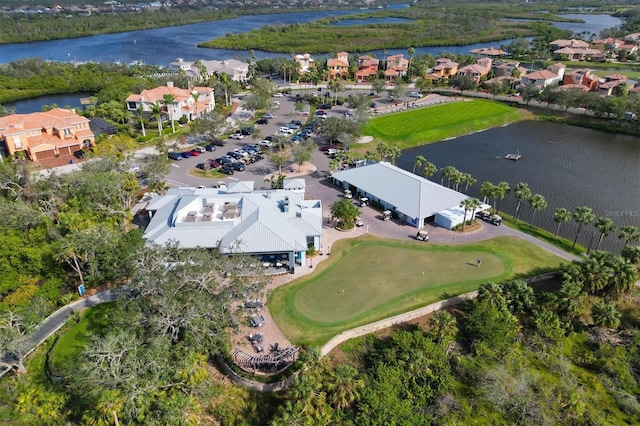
[13,136,23,149]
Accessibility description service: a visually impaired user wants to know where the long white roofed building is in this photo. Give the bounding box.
[142,181,322,271]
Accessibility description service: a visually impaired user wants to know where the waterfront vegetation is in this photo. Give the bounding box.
[269,235,563,347]
[361,99,529,149]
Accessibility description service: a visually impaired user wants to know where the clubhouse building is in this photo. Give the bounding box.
[331,162,489,229]
[142,180,323,271]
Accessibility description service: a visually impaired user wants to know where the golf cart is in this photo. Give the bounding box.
[382,210,392,221]
[488,214,502,226]
[355,217,364,227]
[416,230,429,241]
[344,189,352,199]
[359,196,369,207]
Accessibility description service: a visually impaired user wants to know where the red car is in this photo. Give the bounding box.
[208,159,221,168]
[189,149,201,156]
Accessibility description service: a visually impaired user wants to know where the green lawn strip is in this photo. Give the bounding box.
[269,235,563,347]
[48,302,118,373]
[362,100,526,149]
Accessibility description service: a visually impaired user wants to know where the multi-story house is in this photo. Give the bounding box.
[384,54,409,81]
[0,108,94,162]
[169,58,249,82]
[354,55,380,81]
[562,68,599,91]
[327,52,350,80]
[293,53,316,74]
[125,82,215,122]
[425,58,459,81]
[470,47,507,59]
[457,58,492,83]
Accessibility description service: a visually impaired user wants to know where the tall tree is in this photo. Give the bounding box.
[513,182,531,224]
[136,106,146,137]
[619,225,640,248]
[163,93,176,133]
[573,206,595,247]
[422,161,437,179]
[407,47,415,78]
[553,207,571,237]
[479,181,495,204]
[528,193,547,227]
[190,91,200,120]
[151,102,163,134]
[413,155,426,174]
[495,181,511,214]
[428,311,458,345]
[594,216,617,252]
[459,198,474,232]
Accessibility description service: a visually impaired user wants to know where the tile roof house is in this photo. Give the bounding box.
[425,58,459,80]
[125,82,215,122]
[457,58,493,82]
[331,162,472,229]
[562,68,599,91]
[143,182,323,271]
[327,52,350,80]
[552,46,604,61]
[598,78,634,96]
[520,69,563,88]
[293,53,316,74]
[470,47,507,59]
[550,39,590,50]
[384,54,409,81]
[355,55,380,81]
[494,61,522,77]
[0,108,94,162]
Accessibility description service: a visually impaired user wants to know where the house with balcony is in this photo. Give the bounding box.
[550,39,590,50]
[598,74,634,96]
[125,82,215,122]
[456,58,492,83]
[470,47,507,59]
[384,54,409,82]
[562,68,599,91]
[327,52,350,80]
[293,53,316,74]
[0,108,94,162]
[354,55,380,81]
[169,58,249,82]
[142,182,323,271]
[520,69,563,89]
[425,58,459,81]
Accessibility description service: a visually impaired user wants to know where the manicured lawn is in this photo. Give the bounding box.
[362,99,527,149]
[269,235,563,347]
[48,302,117,373]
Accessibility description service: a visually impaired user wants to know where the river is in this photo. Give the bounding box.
[398,121,640,253]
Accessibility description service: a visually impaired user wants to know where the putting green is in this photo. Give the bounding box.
[269,236,564,347]
[295,248,501,323]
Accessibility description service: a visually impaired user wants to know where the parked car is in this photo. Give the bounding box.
[204,144,217,152]
[286,123,300,130]
[229,133,245,140]
[290,120,303,126]
[218,156,236,165]
[272,92,284,98]
[318,104,332,110]
[244,143,261,151]
[73,149,86,159]
[208,159,221,168]
[189,149,202,156]
[279,127,294,134]
[370,102,378,108]
[168,152,183,161]
[241,126,256,135]
[291,135,302,144]
[410,91,422,98]
[220,165,235,175]
[196,162,210,170]
[258,139,273,148]
[210,139,226,146]
[232,161,246,171]
[192,146,206,153]
[256,118,269,125]
[262,113,275,119]
[180,151,192,158]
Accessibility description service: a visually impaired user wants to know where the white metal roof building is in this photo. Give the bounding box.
[143,183,322,270]
[331,162,473,229]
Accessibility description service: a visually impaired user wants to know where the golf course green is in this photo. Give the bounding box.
[269,235,563,347]
[362,99,528,148]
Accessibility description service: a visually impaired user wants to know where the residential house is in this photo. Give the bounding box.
[552,40,604,61]
[520,69,563,89]
[0,108,94,162]
[169,58,249,82]
[384,54,409,82]
[327,52,350,80]
[493,61,525,77]
[550,39,590,50]
[293,53,316,74]
[125,82,215,122]
[482,75,518,91]
[425,58,459,81]
[624,32,640,43]
[470,47,507,59]
[546,63,567,80]
[457,57,492,83]
[142,182,323,271]
[598,74,634,96]
[562,68,599,91]
[354,55,380,81]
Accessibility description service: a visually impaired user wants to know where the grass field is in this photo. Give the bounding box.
[269,235,563,347]
[48,302,117,373]
[361,99,528,149]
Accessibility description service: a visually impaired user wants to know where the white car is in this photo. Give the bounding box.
[410,92,422,98]
[273,92,284,98]
[279,127,294,134]
[258,140,273,147]
[229,133,245,140]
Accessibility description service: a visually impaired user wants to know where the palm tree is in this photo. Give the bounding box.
[591,300,621,329]
[422,161,437,179]
[462,173,477,192]
[386,146,401,165]
[325,364,364,410]
[495,181,511,214]
[573,206,595,247]
[151,102,163,134]
[407,47,415,77]
[513,182,531,224]
[163,93,176,133]
[328,78,344,106]
[528,194,547,227]
[619,225,640,248]
[439,166,453,186]
[376,142,389,161]
[459,198,474,231]
[190,91,200,121]
[136,106,146,137]
[413,155,426,174]
[479,181,495,204]
[428,311,458,345]
[468,197,482,223]
[553,208,571,236]
[594,216,617,252]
